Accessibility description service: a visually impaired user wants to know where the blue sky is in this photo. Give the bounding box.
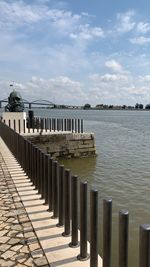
[1,0,150,106]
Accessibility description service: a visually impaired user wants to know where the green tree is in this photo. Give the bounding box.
[135,103,143,109]
[83,103,91,109]
[145,104,150,109]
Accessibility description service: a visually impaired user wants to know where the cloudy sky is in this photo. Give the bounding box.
[1,0,150,106]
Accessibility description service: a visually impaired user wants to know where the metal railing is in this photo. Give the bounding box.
[2,117,83,134]
[27,117,84,133]
[0,120,149,267]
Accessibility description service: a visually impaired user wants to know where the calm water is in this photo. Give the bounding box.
[1,108,150,266]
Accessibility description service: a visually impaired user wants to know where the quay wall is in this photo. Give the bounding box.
[25,132,96,158]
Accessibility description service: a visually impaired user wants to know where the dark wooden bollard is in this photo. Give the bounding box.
[77,181,89,261]
[119,210,129,267]
[90,189,98,267]
[103,198,112,267]
[62,169,71,237]
[57,165,64,227]
[52,161,59,218]
[44,154,49,204]
[69,175,79,247]
[139,224,150,267]
[48,157,53,212]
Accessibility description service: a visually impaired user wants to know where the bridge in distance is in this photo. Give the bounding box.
[0,98,82,109]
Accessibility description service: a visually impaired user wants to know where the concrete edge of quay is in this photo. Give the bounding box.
[24,131,96,159]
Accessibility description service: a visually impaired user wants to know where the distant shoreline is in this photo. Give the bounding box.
[0,107,150,111]
[27,107,150,111]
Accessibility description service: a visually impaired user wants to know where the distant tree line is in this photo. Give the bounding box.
[47,103,150,110]
[83,103,150,110]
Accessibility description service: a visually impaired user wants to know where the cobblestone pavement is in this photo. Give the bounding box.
[0,153,50,267]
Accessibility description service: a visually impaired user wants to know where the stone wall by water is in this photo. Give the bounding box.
[26,133,96,159]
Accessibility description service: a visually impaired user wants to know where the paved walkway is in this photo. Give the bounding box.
[0,144,49,267]
[0,137,102,267]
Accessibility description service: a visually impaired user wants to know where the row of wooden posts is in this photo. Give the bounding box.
[0,120,149,267]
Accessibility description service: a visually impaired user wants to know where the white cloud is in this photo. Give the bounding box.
[136,22,150,33]
[9,76,86,105]
[89,73,128,82]
[0,1,80,41]
[87,69,150,105]
[139,75,150,82]
[2,78,73,106]
[0,1,43,26]
[130,36,150,44]
[70,24,104,40]
[116,10,136,33]
[0,0,104,43]
[0,1,106,82]
[1,2,150,106]
[1,71,150,106]
[0,0,72,26]
[105,60,123,73]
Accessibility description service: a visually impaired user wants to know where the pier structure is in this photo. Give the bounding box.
[2,113,96,159]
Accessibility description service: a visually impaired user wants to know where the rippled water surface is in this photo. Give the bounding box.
[1,108,150,266]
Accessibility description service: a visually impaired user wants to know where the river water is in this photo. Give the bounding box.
[34,108,150,267]
[1,108,150,266]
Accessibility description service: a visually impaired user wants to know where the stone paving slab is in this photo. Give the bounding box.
[0,137,102,267]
